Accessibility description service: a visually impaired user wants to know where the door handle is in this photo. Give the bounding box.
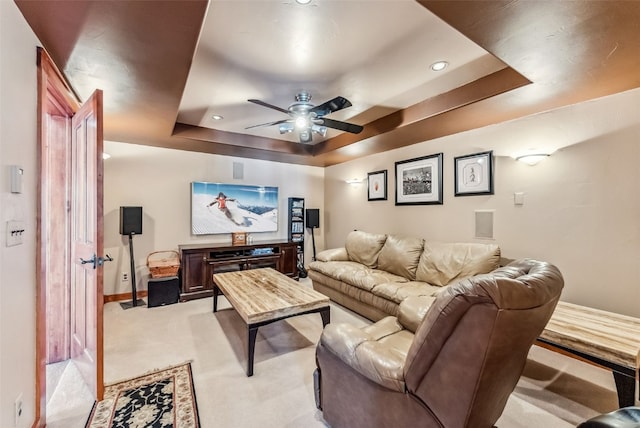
[97,254,113,267]
[80,254,113,269]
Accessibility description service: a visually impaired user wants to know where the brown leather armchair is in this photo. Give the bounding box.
[314,259,564,428]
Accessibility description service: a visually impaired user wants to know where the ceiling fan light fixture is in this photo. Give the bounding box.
[279,123,294,134]
[299,129,312,143]
[430,61,449,72]
[295,0,312,4]
[312,124,327,137]
[295,116,309,129]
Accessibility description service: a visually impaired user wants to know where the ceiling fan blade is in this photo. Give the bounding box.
[310,96,352,116]
[245,119,290,129]
[248,99,290,114]
[320,118,363,134]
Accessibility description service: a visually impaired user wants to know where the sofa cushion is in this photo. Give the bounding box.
[320,320,410,392]
[371,281,443,304]
[308,260,367,282]
[340,268,408,292]
[345,230,387,268]
[310,270,401,318]
[397,296,436,333]
[377,235,424,280]
[362,316,404,340]
[415,242,501,286]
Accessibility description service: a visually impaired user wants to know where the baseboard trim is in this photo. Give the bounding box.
[104,291,148,303]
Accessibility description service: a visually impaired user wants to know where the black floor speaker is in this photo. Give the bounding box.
[306,208,320,229]
[147,276,180,308]
[120,206,143,235]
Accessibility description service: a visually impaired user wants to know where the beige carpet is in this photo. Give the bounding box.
[48,278,627,427]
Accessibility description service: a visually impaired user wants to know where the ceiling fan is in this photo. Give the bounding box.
[246,91,364,144]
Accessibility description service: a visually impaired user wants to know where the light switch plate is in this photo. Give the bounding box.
[514,192,525,206]
[10,165,24,194]
[6,221,25,247]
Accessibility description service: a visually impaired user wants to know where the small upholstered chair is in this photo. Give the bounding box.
[314,259,564,428]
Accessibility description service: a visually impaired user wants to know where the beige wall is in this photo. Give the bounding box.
[103,142,325,296]
[0,2,40,426]
[324,89,640,318]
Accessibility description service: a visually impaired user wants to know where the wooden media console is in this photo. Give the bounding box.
[178,240,299,301]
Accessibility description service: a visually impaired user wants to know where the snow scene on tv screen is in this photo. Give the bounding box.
[191,182,278,235]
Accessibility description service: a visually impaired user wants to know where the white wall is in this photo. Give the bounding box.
[324,88,640,318]
[0,2,40,426]
[103,142,325,296]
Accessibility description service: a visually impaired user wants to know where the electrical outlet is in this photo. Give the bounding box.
[15,393,23,426]
[121,272,129,282]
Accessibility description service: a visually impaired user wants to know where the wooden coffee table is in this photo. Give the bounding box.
[537,301,640,408]
[212,268,330,376]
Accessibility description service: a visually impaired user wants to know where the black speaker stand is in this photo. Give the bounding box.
[308,227,317,261]
[120,232,146,310]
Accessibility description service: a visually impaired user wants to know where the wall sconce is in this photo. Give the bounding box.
[345,178,364,185]
[515,153,550,166]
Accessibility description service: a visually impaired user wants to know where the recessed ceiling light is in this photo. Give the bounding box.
[430,61,449,72]
[296,0,312,4]
[102,153,111,160]
[211,114,223,120]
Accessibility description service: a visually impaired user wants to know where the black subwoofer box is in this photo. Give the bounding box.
[148,276,180,308]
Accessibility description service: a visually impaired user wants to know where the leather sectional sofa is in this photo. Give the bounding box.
[308,230,502,321]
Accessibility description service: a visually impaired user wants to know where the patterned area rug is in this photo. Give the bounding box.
[85,362,199,428]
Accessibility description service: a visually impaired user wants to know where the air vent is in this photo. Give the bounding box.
[475,210,494,239]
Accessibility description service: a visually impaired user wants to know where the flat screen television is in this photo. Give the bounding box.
[191,182,279,235]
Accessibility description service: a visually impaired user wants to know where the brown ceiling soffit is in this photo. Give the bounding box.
[172,123,314,156]
[311,66,531,156]
[140,133,326,167]
[419,1,640,100]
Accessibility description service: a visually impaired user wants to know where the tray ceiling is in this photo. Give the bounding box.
[15,0,640,166]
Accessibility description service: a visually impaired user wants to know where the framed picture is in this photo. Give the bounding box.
[395,153,443,205]
[367,170,387,201]
[454,151,494,196]
[231,232,247,246]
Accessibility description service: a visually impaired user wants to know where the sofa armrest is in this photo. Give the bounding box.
[320,321,406,392]
[316,247,349,262]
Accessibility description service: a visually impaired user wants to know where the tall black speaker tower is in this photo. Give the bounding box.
[305,209,320,261]
[119,206,145,309]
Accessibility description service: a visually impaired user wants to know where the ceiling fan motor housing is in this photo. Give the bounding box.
[295,91,312,103]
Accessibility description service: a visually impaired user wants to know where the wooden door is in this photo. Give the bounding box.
[69,90,104,400]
